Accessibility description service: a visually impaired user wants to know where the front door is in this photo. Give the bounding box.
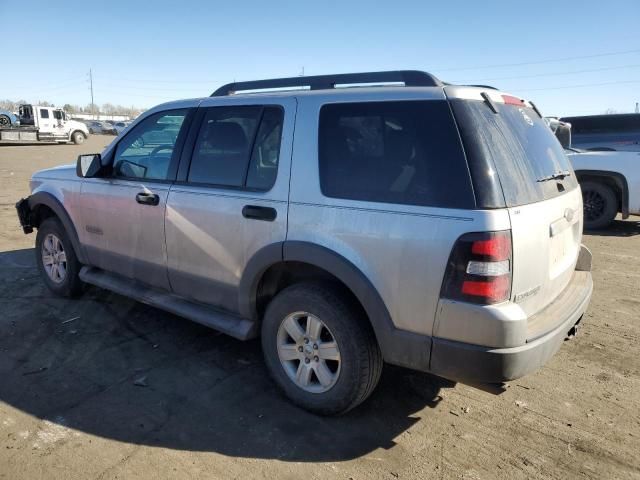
[79,108,191,290]
[165,98,295,313]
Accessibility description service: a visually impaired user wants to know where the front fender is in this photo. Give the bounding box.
[25,191,87,264]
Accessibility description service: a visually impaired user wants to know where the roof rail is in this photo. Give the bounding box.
[211,70,442,96]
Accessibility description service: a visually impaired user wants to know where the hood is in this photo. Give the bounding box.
[32,164,76,180]
[67,120,89,132]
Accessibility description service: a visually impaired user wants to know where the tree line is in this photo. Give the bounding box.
[0,99,143,117]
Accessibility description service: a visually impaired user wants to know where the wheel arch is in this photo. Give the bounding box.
[27,192,87,264]
[239,241,432,370]
[575,169,629,219]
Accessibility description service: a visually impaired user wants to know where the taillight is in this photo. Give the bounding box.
[501,94,524,106]
[440,230,512,305]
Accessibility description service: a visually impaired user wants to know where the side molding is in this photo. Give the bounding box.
[27,192,88,264]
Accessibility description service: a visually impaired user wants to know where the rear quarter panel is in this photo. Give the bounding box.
[288,92,511,336]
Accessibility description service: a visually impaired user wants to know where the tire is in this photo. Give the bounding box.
[89,128,94,134]
[35,217,83,297]
[0,114,10,127]
[581,181,618,230]
[261,282,383,415]
[72,131,85,145]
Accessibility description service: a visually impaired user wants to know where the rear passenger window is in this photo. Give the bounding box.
[319,101,474,209]
[188,106,283,190]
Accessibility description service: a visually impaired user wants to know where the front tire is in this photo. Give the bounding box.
[35,217,83,297]
[72,131,85,145]
[261,283,382,415]
[581,181,617,229]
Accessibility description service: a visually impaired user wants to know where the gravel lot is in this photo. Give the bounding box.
[1,136,639,479]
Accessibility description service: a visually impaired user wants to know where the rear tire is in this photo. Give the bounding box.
[261,282,383,415]
[581,181,617,230]
[35,217,83,297]
[72,131,85,145]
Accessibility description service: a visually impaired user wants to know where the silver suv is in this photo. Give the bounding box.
[16,71,593,415]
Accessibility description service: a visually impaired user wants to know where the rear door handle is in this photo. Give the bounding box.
[242,205,277,221]
[136,192,160,206]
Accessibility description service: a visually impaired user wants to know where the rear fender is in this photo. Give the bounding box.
[575,169,629,218]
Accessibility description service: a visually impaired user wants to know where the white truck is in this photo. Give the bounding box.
[566,148,640,229]
[0,105,89,145]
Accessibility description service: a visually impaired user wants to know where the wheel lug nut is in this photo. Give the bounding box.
[313,344,318,350]
[314,356,319,362]
[304,358,310,364]
[304,338,309,344]
[298,346,303,352]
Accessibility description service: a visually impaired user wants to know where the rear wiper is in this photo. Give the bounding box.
[537,170,572,182]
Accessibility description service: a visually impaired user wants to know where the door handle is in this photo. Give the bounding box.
[242,205,277,221]
[136,192,160,206]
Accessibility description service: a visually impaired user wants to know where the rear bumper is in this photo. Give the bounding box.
[429,269,593,384]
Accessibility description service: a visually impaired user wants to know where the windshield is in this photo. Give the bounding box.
[450,99,578,207]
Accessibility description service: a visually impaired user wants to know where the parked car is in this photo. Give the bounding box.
[86,121,115,135]
[113,121,130,135]
[566,148,640,229]
[559,113,640,152]
[15,71,593,415]
[0,109,19,128]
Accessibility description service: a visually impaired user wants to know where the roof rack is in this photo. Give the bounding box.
[211,70,442,96]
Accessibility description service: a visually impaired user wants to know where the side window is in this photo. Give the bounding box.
[113,109,187,180]
[318,101,474,209]
[188,105,284,190]
[53,110,62,120]
[247,107,284,190]
[40,109,49,119]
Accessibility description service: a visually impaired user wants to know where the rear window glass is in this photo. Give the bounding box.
[451,99,578,207]
[561,114,640,134]
[319,101,474,209]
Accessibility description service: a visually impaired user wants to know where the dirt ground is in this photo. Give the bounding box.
[0,136,639,480]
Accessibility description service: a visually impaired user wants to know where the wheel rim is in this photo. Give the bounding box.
[0,116,8,126]
[583,189,605,222]
[276,311,341,393]
[41,233,67,284]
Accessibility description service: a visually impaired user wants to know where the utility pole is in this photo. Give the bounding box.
[89,68,95,119]
[635,102,639,114]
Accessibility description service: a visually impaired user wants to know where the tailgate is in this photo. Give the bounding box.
[509,187,583,316]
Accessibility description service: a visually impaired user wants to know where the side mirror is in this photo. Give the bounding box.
[76,153,103,178]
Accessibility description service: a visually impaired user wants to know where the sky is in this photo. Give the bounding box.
[0,0,639,116]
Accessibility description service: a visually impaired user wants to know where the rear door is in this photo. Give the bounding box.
[37,108,54,133]
[448,89,582,316]
[164,97,295,314]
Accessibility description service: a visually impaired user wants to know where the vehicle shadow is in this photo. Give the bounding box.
[585,218,640,237]
[0,248,449,461]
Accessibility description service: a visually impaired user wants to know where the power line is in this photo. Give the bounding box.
[435,48,640,72]
[452,63,640,83]
[516,79,640,92]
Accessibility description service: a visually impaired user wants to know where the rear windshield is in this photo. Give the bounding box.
[450,99,578,207]
[561,114,640,134]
